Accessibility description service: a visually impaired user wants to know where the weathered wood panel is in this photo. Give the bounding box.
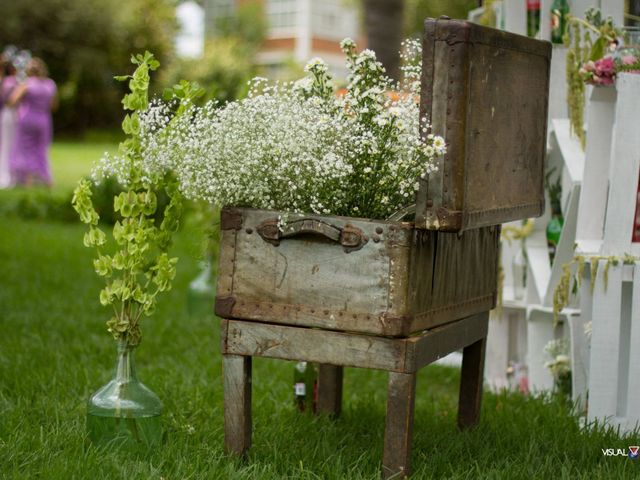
[458,336,487,430]
[222,319,410,372]
[407,312,489,371]
[417,18,551,231]
[223,354,252,456]
[316,364,343,418]
[382,371,417,479]
[222,315,488,374]
[216,209,499,336]
[408,227,499,331]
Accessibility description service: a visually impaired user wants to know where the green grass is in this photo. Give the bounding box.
[0,215,639,479]
[49,141,118,193]
[0,139,638,478]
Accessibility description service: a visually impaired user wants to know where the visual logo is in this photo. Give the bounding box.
[629,446,639,460]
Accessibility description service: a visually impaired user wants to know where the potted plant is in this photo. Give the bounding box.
[72,52,191,449]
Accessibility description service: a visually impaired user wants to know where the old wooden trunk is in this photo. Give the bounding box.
[214,18,550,337]
[217,18,552,478]
[215,207,500,337]
[416,18,552,231]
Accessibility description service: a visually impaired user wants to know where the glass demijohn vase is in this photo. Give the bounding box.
[87,340,162,449]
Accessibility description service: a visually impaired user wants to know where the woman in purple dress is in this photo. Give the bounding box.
[8,57,57,186]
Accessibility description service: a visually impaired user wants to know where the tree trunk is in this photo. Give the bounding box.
[363,0,405,81]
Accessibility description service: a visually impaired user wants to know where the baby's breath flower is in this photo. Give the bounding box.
[94,37,446,220]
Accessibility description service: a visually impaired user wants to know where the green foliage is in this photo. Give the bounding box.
[553,254,636,323]
[0,0,176,133]
[566,21,587,149]
[160,0,264,105]
[545,167,563,210]
[161,38,255,104]
[404,0,478,35]
[213,0,267,48]
[72,53,183,345]
[478,0,497,27]
[0,189,77,222]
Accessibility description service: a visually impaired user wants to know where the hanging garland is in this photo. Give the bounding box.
[553,253,638,324]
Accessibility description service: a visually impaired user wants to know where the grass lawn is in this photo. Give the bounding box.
[0,141,638,478]
[49,141,119,193]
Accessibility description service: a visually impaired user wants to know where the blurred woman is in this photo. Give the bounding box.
[8,57,57,186]
[0,53,17,188]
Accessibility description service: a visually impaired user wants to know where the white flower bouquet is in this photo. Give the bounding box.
[94,39,445,220]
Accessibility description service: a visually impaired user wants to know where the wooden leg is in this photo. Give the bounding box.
[382,371,417,479]
[457,336,487,430]
[316,364,343,418]
[223,354,252,455]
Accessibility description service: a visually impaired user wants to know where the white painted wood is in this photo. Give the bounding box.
[571,0,596,20]
[540,0,551,40]
[587,260,623,423]
[626,263,640,429]
[526,307,557,391]
[570,0,623,24]
[486,310,511,390]
[603,75,640,256]
[566,312,588,409]
[501,220,522,290]
[525,231,552,305]
[575,86,616,248]
[548,47,569,131]
[577,262,593,406]
[486,307,528,391]
[503,0,526,35]
[551,119,584,185]
[600,0,625,26]
[544,184,581,306]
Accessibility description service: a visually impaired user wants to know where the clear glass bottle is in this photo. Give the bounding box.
[87,340,162,449]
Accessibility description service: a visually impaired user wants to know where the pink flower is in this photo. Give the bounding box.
[622,55,638,65]
[594,57,615,76]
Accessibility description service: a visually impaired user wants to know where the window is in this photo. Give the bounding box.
[266,0,298,32]
[312,0,358,41]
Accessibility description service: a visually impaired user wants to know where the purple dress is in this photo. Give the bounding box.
[10,77,56,185]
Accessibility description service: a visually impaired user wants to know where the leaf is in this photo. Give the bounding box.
[589,37,606,61]
[100,288,112,306]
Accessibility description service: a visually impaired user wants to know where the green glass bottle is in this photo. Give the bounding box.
[546,199,564,265]
[87,340,162,450]
[550,0,570,44]
[527,0,541,38]
[293,361,317,413]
